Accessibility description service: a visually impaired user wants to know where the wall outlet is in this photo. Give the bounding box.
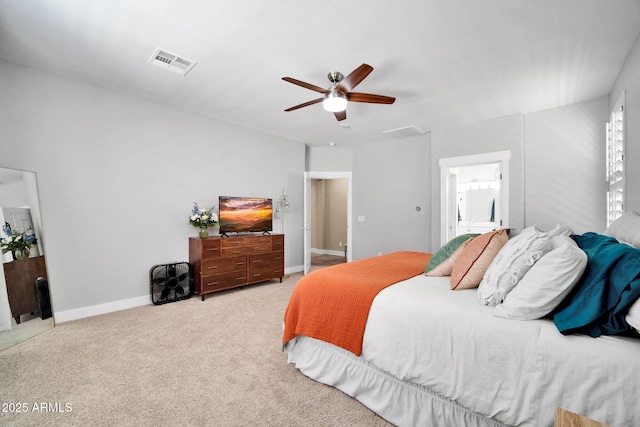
[339,242,342,247]
[377,251,382,256]
[357,216,365,222]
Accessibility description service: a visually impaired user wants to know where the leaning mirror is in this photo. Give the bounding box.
[0,167,53,351]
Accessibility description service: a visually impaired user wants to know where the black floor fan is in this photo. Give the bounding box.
[150,262,193,305]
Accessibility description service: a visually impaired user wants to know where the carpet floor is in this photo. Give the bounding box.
[0,273,391,427]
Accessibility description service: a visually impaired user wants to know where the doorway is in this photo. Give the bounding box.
[439,151,511,244]
[304,172,352,274]
[310,178,348,270]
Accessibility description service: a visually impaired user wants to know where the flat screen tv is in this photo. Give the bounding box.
[218,196,273,234]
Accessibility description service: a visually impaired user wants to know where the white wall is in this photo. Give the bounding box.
[0,60,305,319]
[524,97,608,233]
[431,114,525,249]
[308,137,432,259]
[306,146,353,171]
[429,96,608,249]
[610,32,640,212]
[0,180,29,208]
[352,134,432,259]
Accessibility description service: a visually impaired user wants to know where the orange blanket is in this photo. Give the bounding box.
[283,251,432,356]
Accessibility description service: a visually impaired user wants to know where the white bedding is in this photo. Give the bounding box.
[287,274,640,426]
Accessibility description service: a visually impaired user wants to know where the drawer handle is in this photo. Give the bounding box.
[206,266,219,270]
[253,260,262,263]
[253,274,261,277]
[207,281,219,286]
[236,262,244,266]
[206,248,218,252]
[236,277,244,281]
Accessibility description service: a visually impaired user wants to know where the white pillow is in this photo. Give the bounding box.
[494,235,587,320]
[477,225,552,306]
[547,224,573,237]
[626,299,640,333]
[605,210,640,247]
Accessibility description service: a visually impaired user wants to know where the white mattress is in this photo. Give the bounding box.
[287,274,640,426]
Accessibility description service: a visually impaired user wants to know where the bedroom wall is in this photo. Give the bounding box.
[305,146,353,171]
[0,179,29,208]
[524,97,608,233]
[308,138,432,259]
[351,135,432,259]
[429,98,607,249]
[610,31,640,213]
[430,114,525,249]
[0,60,305,320]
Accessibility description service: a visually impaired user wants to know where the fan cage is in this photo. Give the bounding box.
[150,262,193,305]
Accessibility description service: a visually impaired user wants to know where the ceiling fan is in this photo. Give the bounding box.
[282,63,395,121]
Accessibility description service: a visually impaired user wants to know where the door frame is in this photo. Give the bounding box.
[439,150,511,245]
[304,171,353,274]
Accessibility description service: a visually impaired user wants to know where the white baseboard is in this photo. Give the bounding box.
[55,266,305,323]
[311,248,345,257]
[285,265,304,274]
[54,295,151,324]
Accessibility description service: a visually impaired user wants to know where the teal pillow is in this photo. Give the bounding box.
[425,233,480,273]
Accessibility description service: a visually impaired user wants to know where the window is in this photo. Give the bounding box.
[606,91,625,227]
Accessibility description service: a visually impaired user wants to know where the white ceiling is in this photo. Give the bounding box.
[1,0,639,147]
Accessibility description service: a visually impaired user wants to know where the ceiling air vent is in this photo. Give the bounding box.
[382,125,426,140]
[148,48,197,76]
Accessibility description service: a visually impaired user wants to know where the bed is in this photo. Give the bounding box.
[283,212,640,427]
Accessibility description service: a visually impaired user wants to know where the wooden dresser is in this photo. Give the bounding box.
[189,234,284,301]
[3,255,47,323]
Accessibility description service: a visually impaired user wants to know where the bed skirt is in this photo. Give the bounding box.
[284,335,508,427]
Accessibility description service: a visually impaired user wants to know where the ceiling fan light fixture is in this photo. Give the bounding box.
[323,89,348,112]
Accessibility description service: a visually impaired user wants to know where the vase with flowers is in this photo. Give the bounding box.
[189,202,219,238]
[1,225,37,260]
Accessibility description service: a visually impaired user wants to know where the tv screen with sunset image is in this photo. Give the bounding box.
[218,196,273,234]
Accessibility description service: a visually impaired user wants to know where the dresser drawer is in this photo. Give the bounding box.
[220,237,250,248]
[201,256,246,274]
[201,239,221,258]
[248,253,284,276]
[248,268,284,282]
[271,235,284,252]
[220,236,271,248]
[201,271,247,292]
[246,244,271,254]
[220,246,249,257]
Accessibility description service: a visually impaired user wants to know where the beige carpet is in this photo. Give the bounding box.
[0,272,392,427]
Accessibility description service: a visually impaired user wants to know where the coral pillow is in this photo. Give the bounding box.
[425,233,479,274]
[450,229,509,290]
[426,238,474,277]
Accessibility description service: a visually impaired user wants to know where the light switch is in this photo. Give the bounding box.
[357,216,365,222]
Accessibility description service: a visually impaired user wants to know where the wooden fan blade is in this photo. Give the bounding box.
[284,98,323,112]
[336,64,373,93]
[347,92,396,104]
[334,110,347,121]
[282,77,328,94]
